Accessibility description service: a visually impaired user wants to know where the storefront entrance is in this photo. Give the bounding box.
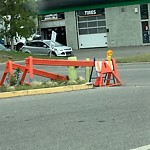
[41,26,67,45]
[141,21,150,43]
[140,4,150,44]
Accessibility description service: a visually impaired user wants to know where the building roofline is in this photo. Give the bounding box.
[38,0,150,14]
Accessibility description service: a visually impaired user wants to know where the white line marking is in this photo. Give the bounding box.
[119,68,150,71]
[130,144,150,150]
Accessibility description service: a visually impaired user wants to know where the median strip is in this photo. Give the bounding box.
[0,83,93,99]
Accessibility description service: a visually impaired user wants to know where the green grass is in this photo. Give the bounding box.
[116,53,150,63]
[1,51,150,63]
[0,51,66,63]
[0,51,29,62]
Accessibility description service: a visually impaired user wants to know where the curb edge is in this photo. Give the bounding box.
[0,84,94,99]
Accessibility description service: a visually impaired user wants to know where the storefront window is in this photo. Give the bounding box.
[79,22,87,28]
[140,4,149,20]
[88,22,97,27]
[88,28,97,34]
[79,29,88,34]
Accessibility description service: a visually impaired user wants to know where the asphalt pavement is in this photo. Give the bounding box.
[0,46,150,150]
[0,77,150,150]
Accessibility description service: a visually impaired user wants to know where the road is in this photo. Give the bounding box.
[0,62,150,150]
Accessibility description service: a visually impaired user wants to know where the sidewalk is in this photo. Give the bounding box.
[73,45,150,60]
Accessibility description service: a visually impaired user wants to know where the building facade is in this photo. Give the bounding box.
[39,3,150,49]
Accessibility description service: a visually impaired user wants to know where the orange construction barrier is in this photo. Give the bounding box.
[24,56,68,83]
[0,60,28,86]
[24,56,94,83]
[0,56,122,88]
[0,56,94,86]
[25,57,94,67]
[94,58,122,87]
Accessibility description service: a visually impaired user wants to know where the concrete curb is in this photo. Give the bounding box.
[0,83,94,99]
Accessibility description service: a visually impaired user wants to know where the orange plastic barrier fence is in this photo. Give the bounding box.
[0,56,94,86]
[25,56,94,83]
[0,61,26,86]
[94,59,122,87]
[25,57,94,66]
[0,56,122,87]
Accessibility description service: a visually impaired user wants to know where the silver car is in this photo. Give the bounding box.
[0,44,10,51]
[21,40,73,57]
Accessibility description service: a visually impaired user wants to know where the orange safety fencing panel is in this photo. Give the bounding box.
[94,58,122,87]
[0,56,94,86]
[0,56,122,87]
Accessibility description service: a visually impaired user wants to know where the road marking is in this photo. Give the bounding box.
[130,145,150,150]
[119,68,150,71]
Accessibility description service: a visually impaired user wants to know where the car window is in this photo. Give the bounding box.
[30,42,39,47]
[54,41,63,47]
[26,42,32,46]
[38,42,47,48]
[44,40,63,47]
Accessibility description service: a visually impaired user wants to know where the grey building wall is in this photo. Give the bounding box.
[106,4,142,47]
[65,11,78,49]
[40,19,65,28]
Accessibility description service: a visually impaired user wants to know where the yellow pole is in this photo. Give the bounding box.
[68,56,77,80]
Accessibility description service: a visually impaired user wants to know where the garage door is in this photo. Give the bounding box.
[77,9,107,48]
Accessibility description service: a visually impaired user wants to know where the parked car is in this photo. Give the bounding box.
[14,34,41,51]
[21,40,73,57]
[0,44,10,51]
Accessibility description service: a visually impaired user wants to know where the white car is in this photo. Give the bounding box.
[14,34,41,51]
[21,40,73,57]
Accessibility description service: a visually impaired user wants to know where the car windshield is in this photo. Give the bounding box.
[44,40,63,47]
[0,44,6,50]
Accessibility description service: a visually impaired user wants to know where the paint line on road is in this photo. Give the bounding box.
[130,144,150,150]
[119,68,150,71]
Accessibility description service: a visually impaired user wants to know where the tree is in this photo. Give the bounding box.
[0,0,38,50]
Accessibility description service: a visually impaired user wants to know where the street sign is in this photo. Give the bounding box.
[51,31,57,42]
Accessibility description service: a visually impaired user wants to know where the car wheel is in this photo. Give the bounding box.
[49,51,57,57]
[16,43,24,51]
[25,52,30,54]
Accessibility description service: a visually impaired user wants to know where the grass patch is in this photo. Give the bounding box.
[0,51,31,62]
[0,77,87,93]
[116,53,150,63]
[1,50,150,63]
[0,51,67,63]
[1,50,150,64]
